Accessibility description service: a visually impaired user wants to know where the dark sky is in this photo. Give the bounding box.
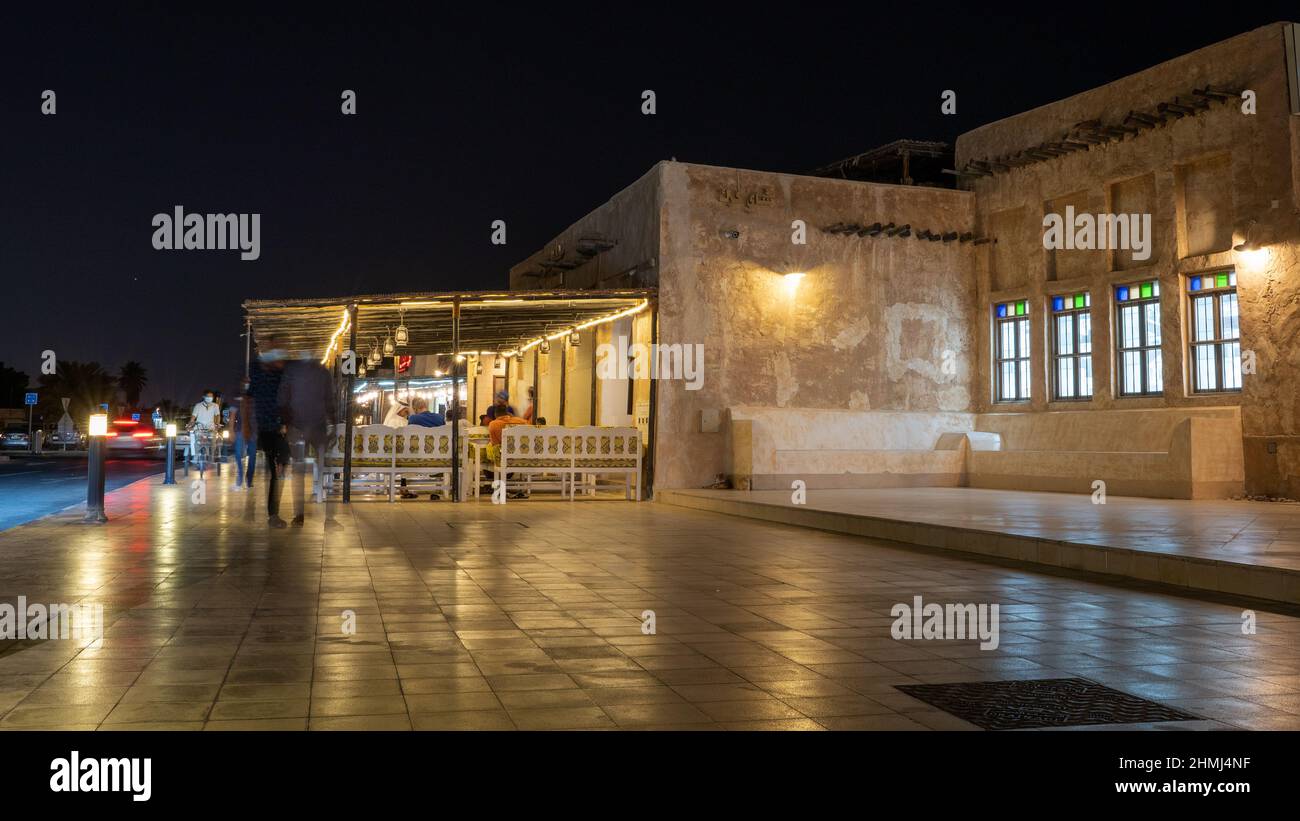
[1,3,1294,406]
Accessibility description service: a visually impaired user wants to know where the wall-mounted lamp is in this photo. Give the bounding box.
[1233,219,1260,252]
[783,271,806,297]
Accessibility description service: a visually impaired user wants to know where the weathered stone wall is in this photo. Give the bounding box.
[955,21,1300,496]
[653,162,976,489]
[509,165,662,291]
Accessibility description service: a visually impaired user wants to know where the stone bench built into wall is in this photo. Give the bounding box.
[725,405,1245,500]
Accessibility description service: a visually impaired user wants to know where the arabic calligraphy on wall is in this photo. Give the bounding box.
[716,186,776,209]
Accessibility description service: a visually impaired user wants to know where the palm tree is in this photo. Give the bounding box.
[37,361,119,428]
[118,361,149,409]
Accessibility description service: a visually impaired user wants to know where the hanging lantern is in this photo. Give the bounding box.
[475,360,484,376]
[383,327,396,356]
[539,339,551,355]
[569,330,581,347]
[368,339,382,367]
[357,362,368,377]
[394,309,409,347]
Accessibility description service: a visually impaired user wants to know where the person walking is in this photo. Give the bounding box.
[250,337,290,527]
[228,376,257,491]
[278,352,340,529]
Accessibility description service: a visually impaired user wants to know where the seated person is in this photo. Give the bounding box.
[382,399,410,427]
[484,390,516,421]
[487,413,531,499]
[406,397,445,427]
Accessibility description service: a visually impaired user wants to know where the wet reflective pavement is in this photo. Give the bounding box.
[1,476,1299,730]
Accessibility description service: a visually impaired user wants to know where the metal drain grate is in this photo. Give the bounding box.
[895,677,1201,730]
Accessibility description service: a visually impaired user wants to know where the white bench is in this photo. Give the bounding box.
[391,424,467,500]
[495,425,642,501]
[497,425,576,498]
[571,426,642,501]
[324,422,468,501]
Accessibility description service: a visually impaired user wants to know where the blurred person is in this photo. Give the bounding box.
[484,390,515,421]
[250,336,290,527]
[278,351,341,529]
[228,376,257,491]
[522,386,536,422]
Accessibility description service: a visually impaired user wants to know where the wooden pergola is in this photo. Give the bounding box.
[242,289,656,501]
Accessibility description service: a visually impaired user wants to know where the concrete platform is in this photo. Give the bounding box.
[658,487,1300,606]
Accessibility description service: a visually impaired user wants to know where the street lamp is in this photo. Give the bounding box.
[84,413,109,523]
[163,423,178,484]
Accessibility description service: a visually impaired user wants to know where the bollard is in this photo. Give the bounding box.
[84,435,108,524]
[163,426,177,485]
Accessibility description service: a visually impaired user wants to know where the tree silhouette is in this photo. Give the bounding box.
[36,361,119,429]
[118,361,149,408]
[0,362,30,407]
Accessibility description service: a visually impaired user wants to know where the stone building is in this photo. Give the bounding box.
[510,21,1300,500]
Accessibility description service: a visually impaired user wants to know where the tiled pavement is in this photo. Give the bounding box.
[661,487,1300,603]
[2,476,1300,730]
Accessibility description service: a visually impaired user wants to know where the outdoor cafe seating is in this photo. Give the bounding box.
[323,420,642,502]
[244,289,655,503]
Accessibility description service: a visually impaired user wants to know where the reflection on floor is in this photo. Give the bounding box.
[0,477,1298,730]
[660,487,1300,604]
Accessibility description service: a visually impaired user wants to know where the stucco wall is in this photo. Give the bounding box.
[653,163,976,489]
[955,21,1300,496]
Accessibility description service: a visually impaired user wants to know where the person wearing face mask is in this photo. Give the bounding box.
[187,389,222,463]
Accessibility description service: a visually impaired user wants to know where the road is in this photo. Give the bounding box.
[0,456,163,532]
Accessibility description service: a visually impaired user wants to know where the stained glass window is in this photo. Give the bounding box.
[994,302,1031,401]
[1116,281,1162,396]
[1051,294,1092,400]
[1188,270,1241,393]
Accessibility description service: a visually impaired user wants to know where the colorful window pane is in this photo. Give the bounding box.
[1116,281,1162,396]
[1051,292,1092,400]
[1187,271,1241,394]
[993,303,1030,402]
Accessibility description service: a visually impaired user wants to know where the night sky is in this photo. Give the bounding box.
[1,4,1293,407]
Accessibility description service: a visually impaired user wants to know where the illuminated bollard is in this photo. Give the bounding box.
[84,413,108,524]
[163,423,177,485]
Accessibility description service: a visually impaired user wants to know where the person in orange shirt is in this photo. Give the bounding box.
[488,413,529,446]
[486,413,531,499]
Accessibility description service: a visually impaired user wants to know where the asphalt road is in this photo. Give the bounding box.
[0,456,163,532]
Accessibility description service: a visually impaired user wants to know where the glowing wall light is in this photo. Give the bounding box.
[783,271,806,297]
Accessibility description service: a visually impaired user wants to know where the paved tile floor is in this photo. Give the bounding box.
[668,487,1300,571]
[2,476,1300,730]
